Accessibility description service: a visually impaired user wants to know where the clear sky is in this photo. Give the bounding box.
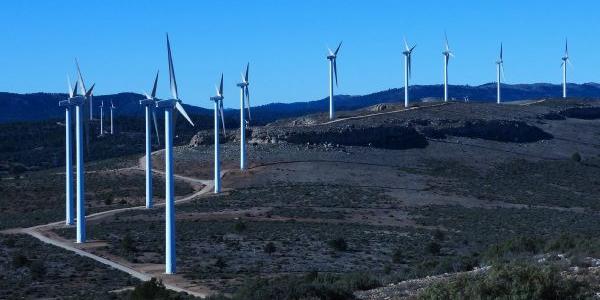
[0,0,597,108]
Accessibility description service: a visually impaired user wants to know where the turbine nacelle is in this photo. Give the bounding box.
[59,96,84,107]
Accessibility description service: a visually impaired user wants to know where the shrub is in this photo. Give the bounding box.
[426,242,441,255]
[231,272,379,300]
[104,197,113,205]
[214,257,227,270]
[234,221,247,232]
[121,233,136,253]
[29,260,46,280]
[418,262,591,300]
[12,254,29,268]
[264,242,276,254]
[571,152,582,162]
[433,229,445,241]
[4,236,16,247]
[328,237,348,252]
[392,247,404,264]
[130,278,168,300]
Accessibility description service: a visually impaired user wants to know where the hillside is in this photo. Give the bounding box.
[2,82,600,124]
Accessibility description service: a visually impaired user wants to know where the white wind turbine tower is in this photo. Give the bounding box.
[403,38,416,107]
[140,71,161,209]
[442,33,454,102]
[210,74,226,193]
[75,66,95,243]
[326,41,342,120]
[99,100,104,136]
[110,100,116,135]
[236,63,251,170]
[156,34,194,274]
[59,77,79,225]
[561,39,573,99]
[496,43,505,104]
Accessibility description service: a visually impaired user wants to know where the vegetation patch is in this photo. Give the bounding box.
[422,120,553,143]
[560,107,600,120]
[418,262,592,300]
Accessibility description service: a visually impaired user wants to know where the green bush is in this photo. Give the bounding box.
[571,152,582,162]
[418,262,591,300]
[233,221,247,232]
[392,247,404,264]
[264,242,276,254]
[121,233,137,253]
[12,254,29,268]
[426,242,441,255]
[231,272,380,300]
[214,257,227,270]
[128,277,198,299]
[328,237,348,252]
[29,260,46,280]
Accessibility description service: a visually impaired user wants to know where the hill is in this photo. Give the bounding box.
[2,82,600,124]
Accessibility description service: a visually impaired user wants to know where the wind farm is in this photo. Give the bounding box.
[1,1,600,299]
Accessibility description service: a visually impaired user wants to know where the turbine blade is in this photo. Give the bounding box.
[151,70,159,98]
[245,86,251,121]
[67,75,74,98]
[219,73,224,96]
[144,91,151,99]
[219,101,226,133]
[501,64,506,81]
[403,37,409,51]
[73,81,79,97]
[75,58,87,93]
[334,41,342,55]
[245,63,249,82]
[175,101,194,126]
[334,59,339,87]
[500,43,503,60]
[444,32,449,51]
[410,44,417,52]
[152,110,161,146]
[408,55,412,78]
[86,83,95,97]
[167,34,179,99]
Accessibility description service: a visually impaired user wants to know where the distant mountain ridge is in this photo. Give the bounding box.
[1,83,599,124]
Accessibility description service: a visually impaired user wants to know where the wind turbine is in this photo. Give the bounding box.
[140,71,161,209]
[561,39,572,99]
[236,63,251,170]
[156,34,194,274]
[326,41,342,120]
[59,77,79,225]
[99,100,104,136]
[442,33,454,102]
[403,38,416,107]
[75,64,95,244]
[210,74,226,193]
[496,43,505,104]
[110,100,116,135]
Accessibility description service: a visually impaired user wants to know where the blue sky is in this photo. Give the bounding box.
[0,0,597,108]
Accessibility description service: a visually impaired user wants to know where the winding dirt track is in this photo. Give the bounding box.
[11,158,220,298]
